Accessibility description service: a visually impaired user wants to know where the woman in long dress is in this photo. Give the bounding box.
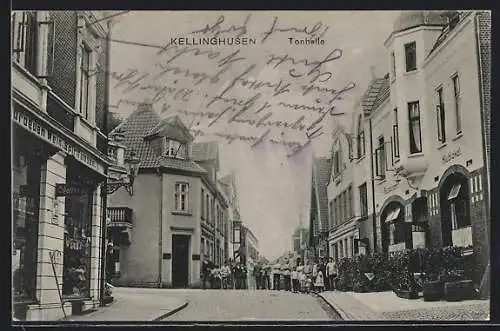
[314,269,325,293]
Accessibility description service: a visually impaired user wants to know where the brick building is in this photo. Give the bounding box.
[12,11,116,320]
[106,103,229,288]
[340,11,490,287]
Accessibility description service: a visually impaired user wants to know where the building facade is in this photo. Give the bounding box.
[309,157,332,261]
[327,126,360,260]
[12,11,115,320]
[106,104,228,288]
[347,11,490,286]
[218,172,241,263]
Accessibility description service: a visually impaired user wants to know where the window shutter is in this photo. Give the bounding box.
[38,19,55,78]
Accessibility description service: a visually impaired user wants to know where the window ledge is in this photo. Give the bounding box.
[408,152,424,159]
[437,142,447,150]
[452,132,463,142]
[403,69,418,76]
[172,211,193,216]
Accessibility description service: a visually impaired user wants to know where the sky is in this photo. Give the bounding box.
[107,10,400,261]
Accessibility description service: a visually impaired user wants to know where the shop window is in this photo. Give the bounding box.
[174,182,189,212]
[62,184,94,297]
[408,101,422,154]
[12,149,42,303]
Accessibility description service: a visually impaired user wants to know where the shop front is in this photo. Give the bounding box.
[12,102,109,321]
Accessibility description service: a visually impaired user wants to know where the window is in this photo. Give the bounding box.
[206,194,210,222]
[80,46,91,120]
[163,139,186,158]
[408,102,422,153]
[329,200,334,229]
[201,237,205,259]
[201,189,205,220]
[333,150,340,176]
[12,11,38,75]
[448,183,470,229]
[404,42,417,72]
[174,183,189,212]
[357,115,366,158]
[392,109,400,159]
[391,52,396,79]
[375,136,386,178]
[333,198,338,226]
[359,183,368,217]
[348,186,353,219]
[436,88,446,143]
[452,74,462,133]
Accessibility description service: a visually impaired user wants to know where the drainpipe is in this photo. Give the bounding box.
[99,20,112,307]
[158,167,163,287]
[368,116,378,252]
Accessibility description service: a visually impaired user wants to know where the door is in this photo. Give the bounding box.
[172,235,190,288]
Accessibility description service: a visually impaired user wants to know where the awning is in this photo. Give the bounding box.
[448,183,462,200]
[384,207,401,223]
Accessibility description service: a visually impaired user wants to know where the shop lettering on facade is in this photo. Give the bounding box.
[13,108,104,175]
[442,147,461,164]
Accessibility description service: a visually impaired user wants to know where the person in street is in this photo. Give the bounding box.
[283,262,292,291]
[296,261,305,293]
[314,269,325,293]
[201,259,211,290]
[253,262,262,290]
[273,261,281,290]
[221,261,231,289]
[326,257,337,291]
[291,267,299,293]
[105,242,114,283]
[262,264,270,290]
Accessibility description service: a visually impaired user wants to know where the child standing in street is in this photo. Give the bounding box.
[314,269,325,293]
[291,267,299,293]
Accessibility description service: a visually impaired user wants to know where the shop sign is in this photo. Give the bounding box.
[442,147,461,164]
[56,183,87,196]
[13,107,105,175]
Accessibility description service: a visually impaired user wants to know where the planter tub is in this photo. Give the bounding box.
[444,280,474,302]
[395,289,419,299]
[423,280,443,302]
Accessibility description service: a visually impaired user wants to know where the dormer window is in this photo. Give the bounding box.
[163,138,186,159]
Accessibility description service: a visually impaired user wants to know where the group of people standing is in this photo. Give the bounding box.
[201,259,248,290]
[252,257,339,294]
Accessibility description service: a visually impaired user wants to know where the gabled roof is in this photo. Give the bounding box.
[109,103,207,173]
[360,75,390,114]
[312,157,333,234]
[427,11,473,58]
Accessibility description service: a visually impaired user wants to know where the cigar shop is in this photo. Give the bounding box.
[12,100,110,320]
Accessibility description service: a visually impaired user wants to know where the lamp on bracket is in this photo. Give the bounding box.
[106,150,141,196]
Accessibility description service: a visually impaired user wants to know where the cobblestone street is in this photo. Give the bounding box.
[162,289,341,321]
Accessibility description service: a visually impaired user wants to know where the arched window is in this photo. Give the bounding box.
[357,115,366,158]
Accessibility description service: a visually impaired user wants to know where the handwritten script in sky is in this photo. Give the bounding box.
[105,13,358,157]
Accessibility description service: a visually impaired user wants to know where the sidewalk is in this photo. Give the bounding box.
[65,287,189,321]
[318,290,490,321]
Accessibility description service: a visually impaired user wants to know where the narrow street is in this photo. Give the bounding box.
[161,289,341,321]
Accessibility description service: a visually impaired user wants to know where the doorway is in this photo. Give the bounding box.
[172,235,190,288]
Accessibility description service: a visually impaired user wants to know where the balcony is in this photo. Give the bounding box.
[107,207,133,228]
[394,153,428,181]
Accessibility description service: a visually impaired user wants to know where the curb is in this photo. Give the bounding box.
[315,293,352,320]
[152,301,189,321]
